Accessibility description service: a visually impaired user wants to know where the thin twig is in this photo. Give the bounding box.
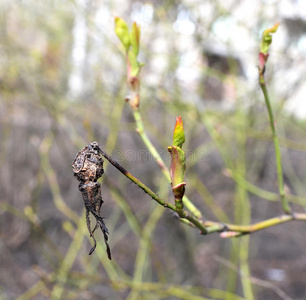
[98,146,306,236]
[259,74,291,214]
[98,147,208,233]
[132,108,202,218]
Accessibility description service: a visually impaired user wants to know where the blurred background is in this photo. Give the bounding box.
[1,0,306,299]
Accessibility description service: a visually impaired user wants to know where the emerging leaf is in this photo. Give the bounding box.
[130,22,141,56]
[115,17,131,52]
[173,116,185,148]
[260,23,279,54]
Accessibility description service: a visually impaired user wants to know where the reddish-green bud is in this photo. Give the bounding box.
[260,23,279,54]
[259,52,269,71]
[173,116,185,148]
[168,145,186,194]
[114,17,130,52]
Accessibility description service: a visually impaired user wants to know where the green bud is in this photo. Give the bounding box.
[114,17,131,52]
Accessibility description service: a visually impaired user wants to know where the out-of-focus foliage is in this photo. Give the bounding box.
[1,1,306,300]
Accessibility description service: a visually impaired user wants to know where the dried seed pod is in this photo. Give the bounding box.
[72,141,111,260]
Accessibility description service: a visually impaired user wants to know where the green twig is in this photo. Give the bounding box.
[205,213,306,235]
[40,134,80,224]
[132,109,202,218]
[127,205,165,300]
[99,147,306,236]
[133,109,170,177]
[50,216,86,300]
[106,177,142,238]
[98,147,208,234]
[16,280,52,300]
[259,75,291,214]
[235,116,254,300]
[114,279,246,300]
